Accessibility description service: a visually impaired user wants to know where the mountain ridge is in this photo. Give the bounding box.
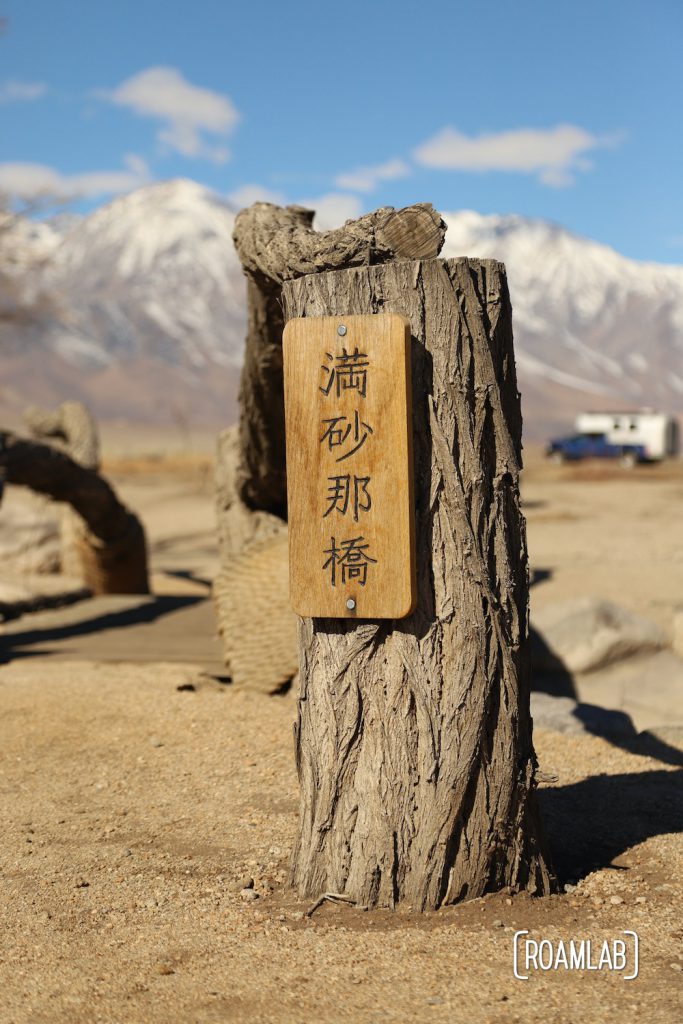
[1,179,681,438]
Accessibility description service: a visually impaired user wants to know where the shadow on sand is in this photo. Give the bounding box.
[530,567,683,763]
[530,566,683,881]
[0,594,205,665]
[539,768,683,883]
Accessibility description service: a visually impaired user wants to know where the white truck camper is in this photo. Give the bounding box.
[574,411,680,461]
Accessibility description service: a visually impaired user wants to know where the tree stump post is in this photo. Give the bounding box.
[282,257,557,910]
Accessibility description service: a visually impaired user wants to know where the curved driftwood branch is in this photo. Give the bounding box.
[233,202,447,285]
[0,431,148,594]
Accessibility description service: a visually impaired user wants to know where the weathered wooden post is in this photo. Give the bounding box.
[282,258,556,910]
[223,201,556,908]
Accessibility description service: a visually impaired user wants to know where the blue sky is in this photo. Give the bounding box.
[1,0,681,261]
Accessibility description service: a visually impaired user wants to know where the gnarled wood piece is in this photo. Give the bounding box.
[232,202,446,516]
[0,432,148,595]
[282,258,557,910]
[234,202,446,285]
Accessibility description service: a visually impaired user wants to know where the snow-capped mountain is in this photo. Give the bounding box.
[442,212,683,434]
[1,180,682,437]
[47,179,245,370]
[0,179,245,424]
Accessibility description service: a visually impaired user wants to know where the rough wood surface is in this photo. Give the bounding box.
[232,203,446,517]
[212,531,298,693]
[213,425,284,562]
[283,313,415,618]
[0,432,148,595]
[24,401,100,470]
[282,258,557,910]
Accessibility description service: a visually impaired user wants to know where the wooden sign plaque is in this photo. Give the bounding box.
[283,313,416,619]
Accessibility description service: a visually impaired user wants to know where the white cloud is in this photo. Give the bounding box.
[0,155,150,201]
[297,193,364,231]
[414,124,616,186]
[227,184,286,208]
[0,80,47,104]
[334,158,411,193]
[101,67,239,163]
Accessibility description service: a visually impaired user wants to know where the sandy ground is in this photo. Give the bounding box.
[521,453,683,637]
[1,436,682,1022]
[1,666,681,1024]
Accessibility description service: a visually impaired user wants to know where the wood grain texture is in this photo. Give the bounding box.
[283,314,415,619]
[282,258,557,910]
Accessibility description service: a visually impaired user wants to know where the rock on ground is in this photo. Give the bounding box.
[532,596,666,674]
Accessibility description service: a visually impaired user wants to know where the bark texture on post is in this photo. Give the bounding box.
[214,425,284,565]
[0,432,148,595]
[282,258,556,910]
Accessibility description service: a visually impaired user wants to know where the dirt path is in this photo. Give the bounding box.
[521,452,683,636]
[0,595,224,669]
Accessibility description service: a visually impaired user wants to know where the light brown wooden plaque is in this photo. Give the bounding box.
[283,313,416,619]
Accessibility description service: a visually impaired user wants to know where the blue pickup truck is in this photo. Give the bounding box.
[546,433,646,466]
